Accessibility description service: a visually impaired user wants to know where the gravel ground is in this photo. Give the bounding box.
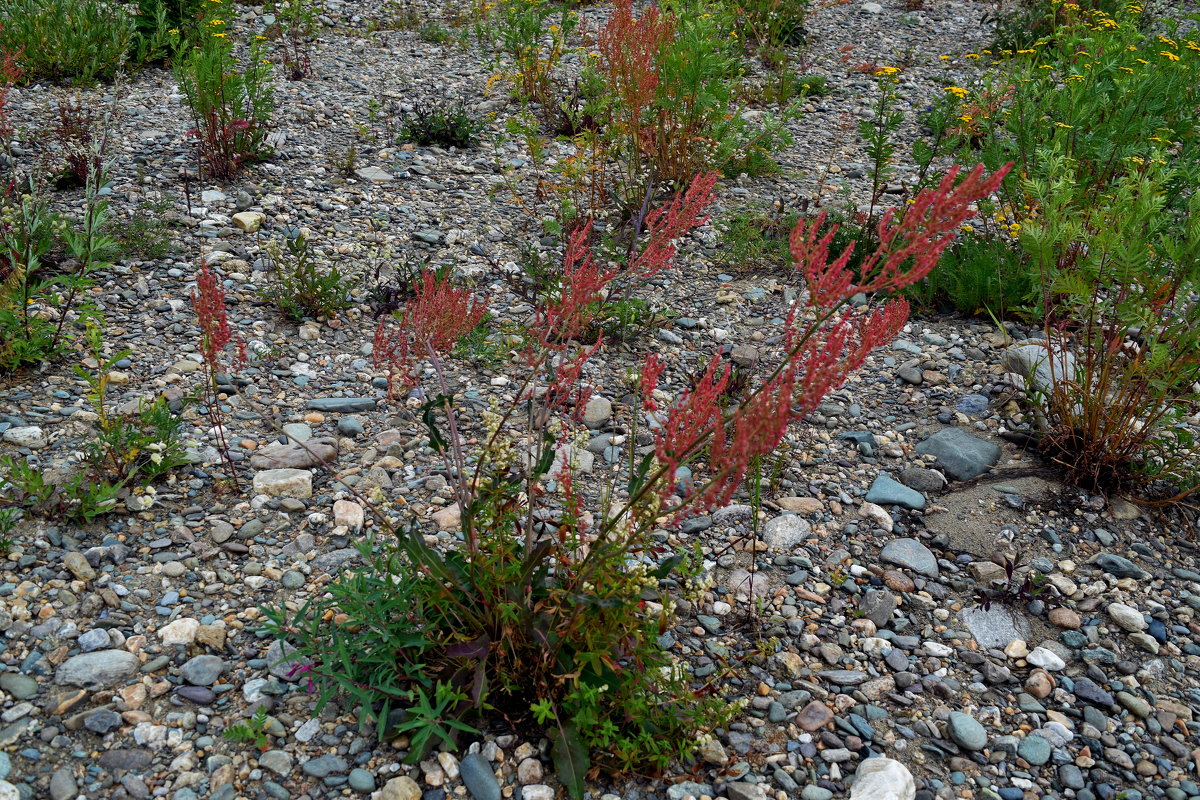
[2,2,1200,800]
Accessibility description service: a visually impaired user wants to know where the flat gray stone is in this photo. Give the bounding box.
[946,711,987,750]
[55,650,140,689]
[866,474,926,510]
[960,605,1028,649]
[306,397,377,413]
[179,655,226,686]
[914,428,1001,481]
[879,538,939,578]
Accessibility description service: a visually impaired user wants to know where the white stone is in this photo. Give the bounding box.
[333,500,364,531]
[1107,602,1147,632]
[252,468,313,498]
[923,641,953,657]
[1004,640,1029,659]
[2,426,46,448]
[859,502,894,533]
[763,514,812,550]
[159,618,200,645]
[1027,647,1066,671]
[861,1,884,12]
[521,786,554,800]
[850,757,916,800]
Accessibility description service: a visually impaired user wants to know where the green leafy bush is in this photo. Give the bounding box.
[1,176,113,372]
[1017,155,1200,502]
[175,26,274,178]
[0,0,135,85]
[261,234,357,321]
[397,98,483,149]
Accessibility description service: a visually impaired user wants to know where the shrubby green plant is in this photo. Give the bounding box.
[1018,154,1200,502]
[0,322,190,522]
[1,168,115,371]
[266,164,1008,795]
[0,0,135,85]
[908,1,1200,501]
[396,98,483,149]
[261,234,357,321]
[175,22,274,179]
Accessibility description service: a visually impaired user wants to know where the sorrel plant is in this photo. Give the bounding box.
[265,162,1008,796]
[191,263,244,489]
[175,24,274,179]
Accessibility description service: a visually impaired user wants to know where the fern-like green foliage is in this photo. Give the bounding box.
[222,707,272,750]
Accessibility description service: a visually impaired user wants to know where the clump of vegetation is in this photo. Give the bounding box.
[265,164,1008,796]
[260,234,357,321]
[175,18,274,178]
[396,98,483,149]
[1,322,191,523]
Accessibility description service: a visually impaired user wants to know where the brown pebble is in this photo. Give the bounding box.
[1048,607,1081,629]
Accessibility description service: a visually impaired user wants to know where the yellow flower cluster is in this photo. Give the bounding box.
[944,86,969,99]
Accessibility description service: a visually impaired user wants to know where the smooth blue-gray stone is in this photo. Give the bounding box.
[914,428,1001,481]
[946,712,987,750]
[866,474,926,510]
[880,538,939,578]
[306,398,377,412]
[459,753,501,800]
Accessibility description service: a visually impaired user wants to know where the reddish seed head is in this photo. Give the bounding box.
[192,264,232,368]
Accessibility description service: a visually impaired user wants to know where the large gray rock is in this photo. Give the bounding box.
[55,650,140,689]
[960,605,1028,649]
[249,437,338,469]
[880,538,939,578]
[914,428,1001,481]
[763,514,811,551]
[1003,341,1076,396]
[866,474,926,510]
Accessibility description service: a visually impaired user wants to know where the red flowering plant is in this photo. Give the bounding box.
[191,263,245,489]
[267,164,1009,797]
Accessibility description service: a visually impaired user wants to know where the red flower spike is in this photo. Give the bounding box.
[640,353,665,412]
[373,272,487,400]
[652,355,730,503]
[633,171,720,281]
[192,264,231,369]
[794,163,1012,307]
[598,0,675,138]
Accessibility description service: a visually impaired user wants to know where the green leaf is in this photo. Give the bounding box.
[549,720,590,800]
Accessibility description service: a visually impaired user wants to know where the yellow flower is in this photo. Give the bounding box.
[875,65,900,76]
[965,53,980,59]
[1119,66,1134,73]
[1157,35,1176,47]
[944,86,969,98]
[1161,51,1180,61]
[959,225,973,233]
[212,31,227,37]
[208,17,225,25]
[1054,122,1073,129]
[939,55,950,60]
[168,28,179,34]
[1016,48,1036,54]
[958,113,973,123]
[1136,58,1148,64]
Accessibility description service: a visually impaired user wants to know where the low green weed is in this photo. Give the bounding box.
[396,98,483,149]
[261,234,357,321]
[0,0,135,85]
